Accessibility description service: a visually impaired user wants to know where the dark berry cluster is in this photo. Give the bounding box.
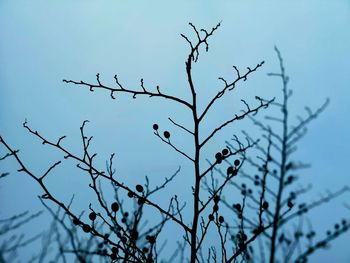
[236,230,248,250]
[233,203,243,219]
[153,124,170,139]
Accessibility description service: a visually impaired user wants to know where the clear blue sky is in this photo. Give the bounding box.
[1,0,350,262]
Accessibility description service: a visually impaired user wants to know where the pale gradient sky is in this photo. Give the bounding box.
[1,0,350,262]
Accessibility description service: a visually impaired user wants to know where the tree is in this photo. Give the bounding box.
[0,23,348,263]
[0,154,42,262]
[215,47,349,263]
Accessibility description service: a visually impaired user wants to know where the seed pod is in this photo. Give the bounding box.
[111,202,119,212]
[163,131,170,138]
[262,201,269,210]
[89,212,97,221]
[222,148,229,155]
[82,224,91,233]
[227,166,234,175]
[136,184,144,192]
[215,152,222,161]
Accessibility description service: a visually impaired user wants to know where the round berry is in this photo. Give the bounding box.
[215,152,222,161]
[136,184,144,192]
[262,201,269,210]
[153,124,159,130]
[127,191,134,198]
[227,166,234,175]
[73,218,80,225]
[208,214,214,221]
[82,224,91,233]
[222,148,229,155]
[218,216,224,223]
[234,159,240,166]
[89,212,97,221]
[163,131,170,139]
[148,235,156,244]
[111,202,119,212]
[234,203,241,211]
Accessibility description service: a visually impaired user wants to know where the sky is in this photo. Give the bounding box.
[1,0,350,262]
